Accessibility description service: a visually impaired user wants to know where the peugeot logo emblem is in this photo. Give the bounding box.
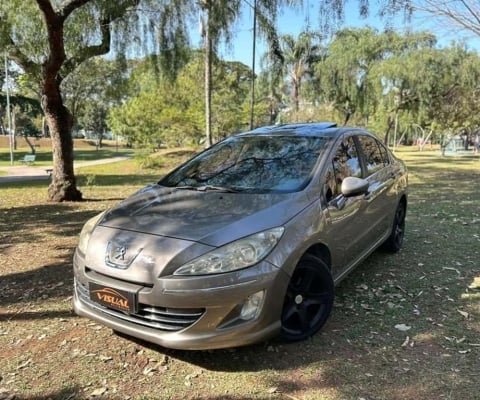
[113,246,126,261]
[105,241,143,269]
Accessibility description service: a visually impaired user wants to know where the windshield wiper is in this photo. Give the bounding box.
[174,185,239,193]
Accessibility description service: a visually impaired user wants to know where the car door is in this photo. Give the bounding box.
[322,134,367,279]
[354,134,395,246]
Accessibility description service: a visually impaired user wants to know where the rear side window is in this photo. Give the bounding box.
[377,142,390,165]
[357,135,388,176]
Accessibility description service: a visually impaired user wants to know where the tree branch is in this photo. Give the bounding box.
[58,0,93,21]
[0,17,39,74]
[35,0,58,22]
[411,0,480,37]
[62,0,139,76]
[63,20,111,76]
[7,47,40,76]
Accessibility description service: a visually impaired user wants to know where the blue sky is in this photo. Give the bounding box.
[195,2,480,68]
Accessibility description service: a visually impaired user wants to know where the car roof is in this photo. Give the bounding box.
[236,122,359,138]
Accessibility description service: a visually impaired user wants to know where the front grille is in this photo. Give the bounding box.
[76,280,204,332]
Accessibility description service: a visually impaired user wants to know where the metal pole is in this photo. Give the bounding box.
[393,112,398,154]
[5,53,13,165]
[249,0,256,130]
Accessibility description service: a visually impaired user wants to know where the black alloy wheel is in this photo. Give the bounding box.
[382,201,406,253]
[281,254,334,342]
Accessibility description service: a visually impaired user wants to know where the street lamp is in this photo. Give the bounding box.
[249,0,257,130]
[4,53,13,165]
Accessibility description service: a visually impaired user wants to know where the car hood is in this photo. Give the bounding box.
[99,184,313,247]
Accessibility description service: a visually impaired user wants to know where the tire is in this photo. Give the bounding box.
[281,254,334,342]
[382,201,406,253]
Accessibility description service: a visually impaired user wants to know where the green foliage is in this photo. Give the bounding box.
[367,42,480,142]
[62,58,128,131]
[106,26,480,148]
[260,26,480,144]
[134,151,164,169]
[107,53,254,147]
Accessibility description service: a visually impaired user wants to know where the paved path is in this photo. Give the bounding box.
[0,156,130,184]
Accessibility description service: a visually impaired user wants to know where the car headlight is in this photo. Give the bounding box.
[77,211,107,255]
[174,227,285,275]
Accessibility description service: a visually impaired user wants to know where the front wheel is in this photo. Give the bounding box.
[281,254,334,342]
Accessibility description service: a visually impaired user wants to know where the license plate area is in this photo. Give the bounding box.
[89,282,137,313]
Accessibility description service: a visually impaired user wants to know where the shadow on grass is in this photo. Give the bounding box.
[0,259,75,308]
[161,149,198,159]
[13,386,82,400]
[0,204,98,244]
[73,149,133,161]
[0,179,50,188]
[0,174,156,189]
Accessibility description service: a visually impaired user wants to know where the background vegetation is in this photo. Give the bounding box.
[2,0,480,201]
[3,28,480,153]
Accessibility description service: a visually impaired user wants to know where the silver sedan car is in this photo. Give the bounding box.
[73,122,407,350]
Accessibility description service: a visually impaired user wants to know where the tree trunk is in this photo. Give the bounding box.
[343,111,351,126]
[293,80,300,120]
[24,135,36,154]
[43,81,82,202]
[384,115,394,145]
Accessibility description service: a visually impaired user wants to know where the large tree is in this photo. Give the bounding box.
[317,28,436,126]
[0,0,150,201]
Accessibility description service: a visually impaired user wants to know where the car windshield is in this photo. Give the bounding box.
[160,135,329,193]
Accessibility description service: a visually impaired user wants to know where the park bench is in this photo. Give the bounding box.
[19,154,36,165]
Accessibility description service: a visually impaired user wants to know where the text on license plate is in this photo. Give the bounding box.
[89,282,136,313]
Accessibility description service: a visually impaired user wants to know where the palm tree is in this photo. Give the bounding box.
[199,0,242,146]
[250,0,307,128]
[279,31,323,119]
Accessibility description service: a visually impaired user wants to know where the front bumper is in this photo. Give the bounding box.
[72,250,290,350]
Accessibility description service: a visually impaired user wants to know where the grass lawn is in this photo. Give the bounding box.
[0,147,134,168]
[0,148,479,400]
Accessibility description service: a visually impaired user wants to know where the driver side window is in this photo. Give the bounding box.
[325,136,362,201]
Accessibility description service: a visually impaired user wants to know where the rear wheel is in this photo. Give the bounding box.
[382,201,406,252]
[281,254,334,342]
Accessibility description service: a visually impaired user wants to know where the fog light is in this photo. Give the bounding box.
[240,291,265,321]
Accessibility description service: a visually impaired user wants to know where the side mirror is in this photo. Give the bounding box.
[341,176,369,198]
